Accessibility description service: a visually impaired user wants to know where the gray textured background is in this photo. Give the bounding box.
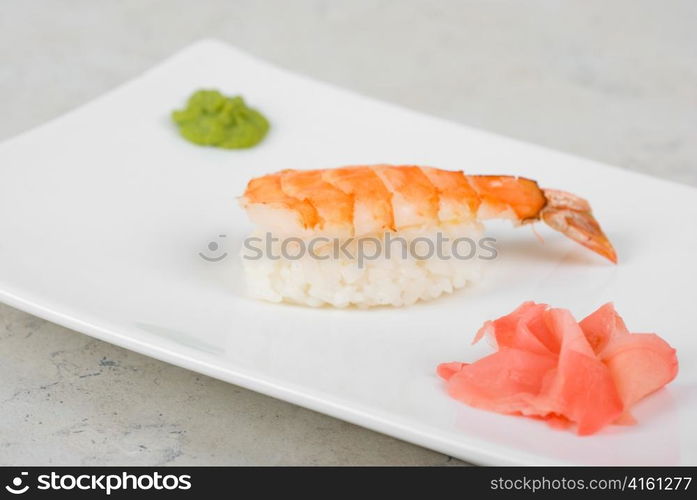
[1,0,695,465]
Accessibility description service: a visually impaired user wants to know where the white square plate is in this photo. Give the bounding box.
[1,40,695,465]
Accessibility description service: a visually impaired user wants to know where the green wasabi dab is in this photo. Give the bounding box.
[172,89,270,149]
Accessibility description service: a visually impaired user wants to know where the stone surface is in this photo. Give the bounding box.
[0,0,695,465]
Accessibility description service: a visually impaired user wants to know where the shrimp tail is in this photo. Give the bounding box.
[539,189,617,263]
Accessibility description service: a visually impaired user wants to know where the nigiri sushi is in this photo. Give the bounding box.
[239,165,616,307]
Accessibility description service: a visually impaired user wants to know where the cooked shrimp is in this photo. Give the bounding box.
[240,165,617,263]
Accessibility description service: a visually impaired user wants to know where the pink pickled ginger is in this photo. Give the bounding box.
[438,302,678,435]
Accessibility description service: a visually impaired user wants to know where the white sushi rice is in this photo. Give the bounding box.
[241,222,485,308]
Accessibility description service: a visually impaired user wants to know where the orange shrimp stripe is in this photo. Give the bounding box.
[243,166,547,230]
